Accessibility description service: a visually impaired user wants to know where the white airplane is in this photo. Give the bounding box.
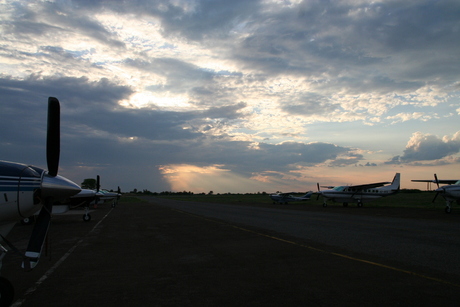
[270,192,313,204]
[21,188,97,225]
[317,173,400,207]
[411,174,460,213]
[93,175,121,208]
[0,97,81,305]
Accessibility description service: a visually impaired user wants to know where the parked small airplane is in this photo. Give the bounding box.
[21,188,97,224]
[270,192,313,204]
[0,98,81,305]
[91,175,121,208]
[411,174,460,213]
[317,173,400,207]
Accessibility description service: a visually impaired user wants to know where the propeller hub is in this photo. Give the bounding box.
[41,173,81,200]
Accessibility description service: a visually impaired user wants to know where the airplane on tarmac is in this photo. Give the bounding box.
[23,175,121,224]
[0,97,81,305]
[411,174,460,213]
[316,173,400,207]
[270,191,313,204]
[21,188,97,224]
[93,176,121,208]
[56,175,121,221]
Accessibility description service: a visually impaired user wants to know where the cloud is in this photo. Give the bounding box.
[3,1,125,48]
[2,0,460,192]
[386,112,435,124]
[387,131,460,164]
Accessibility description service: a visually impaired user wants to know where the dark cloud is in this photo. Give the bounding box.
[0,75,362,191]
[387,132,460,164]
[4,1,125,48]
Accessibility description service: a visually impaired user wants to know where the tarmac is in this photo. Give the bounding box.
[3,198,460,306]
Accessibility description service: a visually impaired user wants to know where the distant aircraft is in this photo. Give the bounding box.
[62,188,97,221]
[93,176,121,208]
[411,174,460,213]
[270,192,313,204]
[0,98,81,305]
[317,173,400,207]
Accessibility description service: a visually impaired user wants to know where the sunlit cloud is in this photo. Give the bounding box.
[159,164,268,193]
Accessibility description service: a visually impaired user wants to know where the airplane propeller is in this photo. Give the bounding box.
[23,97,80,270]
[46,97,60,177]
[432,173,442,203]
[97,175,101,192]
[316,183,321,200]
[94,175,101,206]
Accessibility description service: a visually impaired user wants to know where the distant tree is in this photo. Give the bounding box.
[208,191,214,195]
[81,178,97,189]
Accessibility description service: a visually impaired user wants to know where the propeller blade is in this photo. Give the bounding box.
[46,97,60,177]
[22,199,53,271]
[434,174,440,189]
[94,175,101,205]
[432,192,440,203]
[117,186,121,200]
[316,183,321,200]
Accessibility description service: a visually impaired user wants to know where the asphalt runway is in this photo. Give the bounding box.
[3,198,460,306]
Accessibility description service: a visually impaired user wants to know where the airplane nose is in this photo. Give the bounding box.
[41,174,81,200]
[435,187,445,193]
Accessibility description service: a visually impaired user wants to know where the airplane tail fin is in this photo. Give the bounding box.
[389,173,400,191]
[303,191,313,199]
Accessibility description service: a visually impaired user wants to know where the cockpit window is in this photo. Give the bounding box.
[0,161,41,178]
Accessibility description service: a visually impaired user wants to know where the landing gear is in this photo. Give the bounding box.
[445,201,453,214]
[20,216,35,225]
[83,205,91,222]
[0,277,14,307]
[342,202,348,207]
[357,201,363,208]
[322,202,327,207]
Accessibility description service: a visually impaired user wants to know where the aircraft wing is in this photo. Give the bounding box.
[276,192,296,196]
[347,181,391,190]
[411,179,458,184]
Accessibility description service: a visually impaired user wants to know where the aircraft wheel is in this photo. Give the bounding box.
[445,207,452,214]
[322,203,327,207]
[21,216,35,225]
[0,276,14,307]
[83,214,91,222]
[343,203,348,207]
[357,202,363,208]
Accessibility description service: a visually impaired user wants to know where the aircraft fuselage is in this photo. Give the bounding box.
[0,161,43,223]
[321,187,398,204]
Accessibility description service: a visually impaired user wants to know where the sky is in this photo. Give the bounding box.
[1,0,459,194]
